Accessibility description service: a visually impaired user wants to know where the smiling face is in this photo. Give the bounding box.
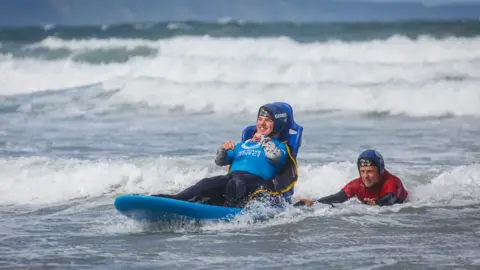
[256,115,274,136]
[359,166,381,188]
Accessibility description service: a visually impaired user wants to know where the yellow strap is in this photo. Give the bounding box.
[284,141,298,180]
[248,142,298,200]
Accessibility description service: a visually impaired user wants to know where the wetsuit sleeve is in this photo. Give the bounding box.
[214,147,234,166]
[341,179,361,199]
[260,135,287,164]
[316,190,348,204]
[375,193,397,206]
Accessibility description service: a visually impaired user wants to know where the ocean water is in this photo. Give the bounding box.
[1,21,480,269]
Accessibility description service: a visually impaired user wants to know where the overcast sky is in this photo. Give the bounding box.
[357,0,480,3]
[0,0,479,26]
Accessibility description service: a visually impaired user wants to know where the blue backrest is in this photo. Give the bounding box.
[241,102,303,158]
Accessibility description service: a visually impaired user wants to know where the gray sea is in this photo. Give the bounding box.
[1,21,480,269]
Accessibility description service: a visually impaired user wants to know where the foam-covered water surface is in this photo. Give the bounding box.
[1,21,480,269]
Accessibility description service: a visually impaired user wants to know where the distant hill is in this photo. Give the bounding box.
[0,0,479,26]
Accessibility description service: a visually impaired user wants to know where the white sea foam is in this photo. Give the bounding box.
[1,156,478,208]
[1,35,479,117]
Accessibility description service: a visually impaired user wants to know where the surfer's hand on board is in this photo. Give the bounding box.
[293,199,314,207]
[363,198,377,206]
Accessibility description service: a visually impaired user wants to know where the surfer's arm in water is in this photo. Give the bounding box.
[214,141,235,166]
[316,190,349,204]
[299,191,401,207]
[259,135,286,163]
[294,190,349,207]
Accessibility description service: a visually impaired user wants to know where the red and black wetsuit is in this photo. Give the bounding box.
[316,169,408,206]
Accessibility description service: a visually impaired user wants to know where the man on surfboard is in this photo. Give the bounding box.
[294,149,409,207]
[153,103,290,207]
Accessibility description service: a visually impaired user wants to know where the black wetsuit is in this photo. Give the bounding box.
[152,171,264,206]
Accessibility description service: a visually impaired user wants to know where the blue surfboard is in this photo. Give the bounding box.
[114,195,243,222]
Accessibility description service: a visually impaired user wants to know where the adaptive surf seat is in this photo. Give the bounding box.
[241,102,303,204]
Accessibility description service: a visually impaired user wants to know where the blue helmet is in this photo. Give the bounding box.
[357,149,385,175]
[257,103,288,135]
